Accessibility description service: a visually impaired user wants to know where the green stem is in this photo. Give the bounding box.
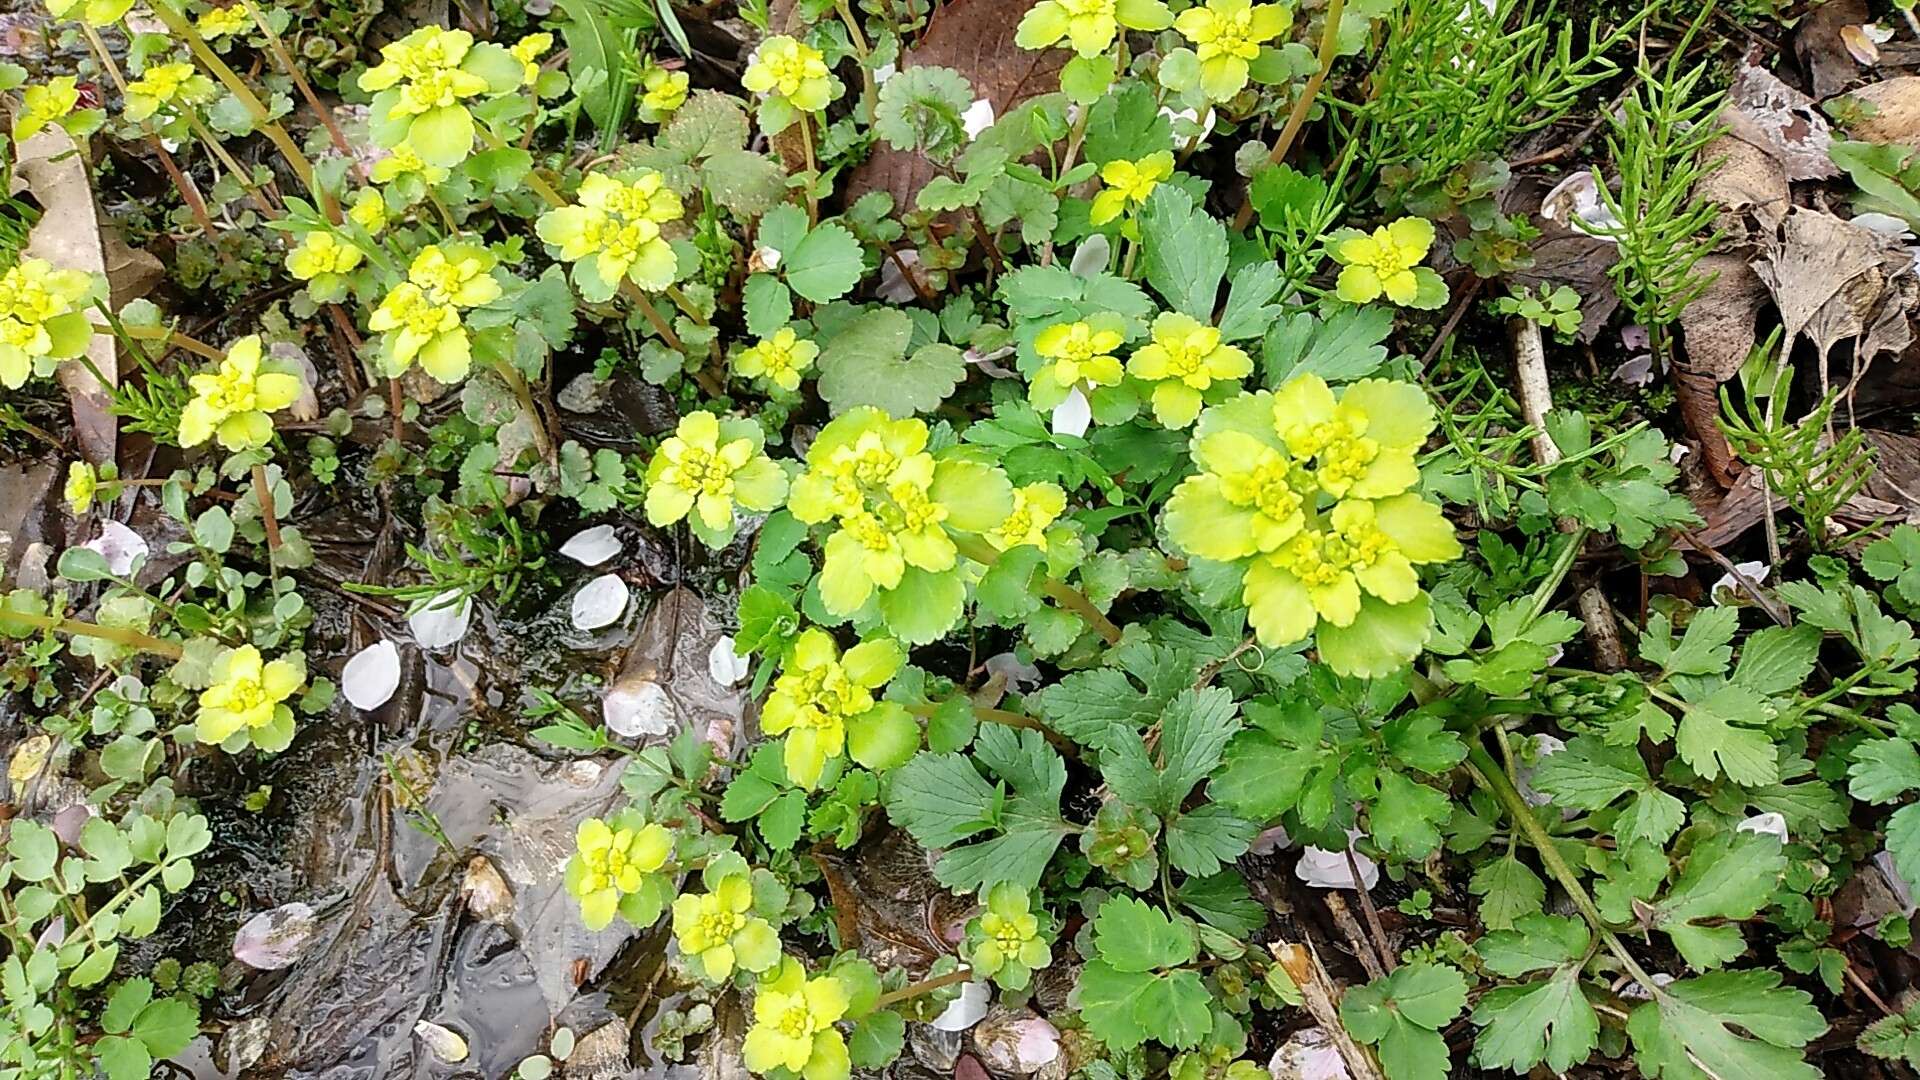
[949,533,1122,646]
[0,610,184,659]
[1522,526,1588,627]
[1232,0,1346,231]
[835,0,878,127]
[146,0,316,192]
[1463,739,1661,994]
[874,966,974,1007]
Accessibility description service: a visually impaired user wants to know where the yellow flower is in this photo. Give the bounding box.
[124,62,215,123]
[985,482,1066,551]
[358,26,521,166]
[762,628,904,789]
[965,882,1051,991]
[1016,0,1172,57]
[179,335,304,451]
[65,461,101,514]
[564,814,673,930]
[743,36,834,113]
[1244,494,1455,640]
[348,189,388,235]
[1163,375,1460,675]
[195,3,251,38]
[1126,311,1252,428]
[509,32,551,85]
[744,959,852,1080]
[196,645,304,751]
[787,410,1014,635]
[14,77,80,142]
[1332,217,1438,307]
[370,144,450,186]
[286,232,364,301]
[1089,151,1173,226]
[536,170,682,300]
[640,66,690,119]
[672,874,781,982]
[0,258,100,389]
[1030,320,1124,409]
[734,328,818,392]
[43,0,133,30]
[642,411,789,547]
[367,243,501,383]
[1173,0,1289,101]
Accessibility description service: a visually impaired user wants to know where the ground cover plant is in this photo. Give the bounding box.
[8,0,1920,1076]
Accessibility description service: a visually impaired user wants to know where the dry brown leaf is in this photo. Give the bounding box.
[1862,429,1920,512]
[1695,135,1790,234]
[1753,207,1916,377]
[1839,76,1920,149]
[1721,60,1839,182]
[840,0,1065,213]
[1677,252,1770,383]
[13,128,114,466]
[1795,0,1872,100]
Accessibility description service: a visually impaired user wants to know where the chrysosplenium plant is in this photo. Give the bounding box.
[5,0,1878,1075]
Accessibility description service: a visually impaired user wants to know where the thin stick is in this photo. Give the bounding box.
[874,966,973,1007]
[1232,0,1346,232]
[238,0,368,187]
[0,610,184,659]
[146,0,317,192]
[1344,846,1396,973]
[251,462,283,554]
[1509,316,1629,670]
[76,24,221,242]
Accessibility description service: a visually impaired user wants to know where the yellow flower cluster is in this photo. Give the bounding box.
[1090,152,1172,226]
[1030,320,1124,411]
[536,170,683,301]
[195,3,251,38]
[1015,0,1171,57]
[0,258,100,389]
[125,62,215,123]
[286,232,364,303]
[744,959,851,1080]
[1173,0,1289,101]
[178,335,304,451]
[734,328,818,392]
[743,36,837,134]
[787,409,1013,638]
[642,411,789,548]
[367,243,501,383]
[762,628,908,789]
[14,77,79,142]
[359,26,523,166]
[672,873,781,982]
[564,812,673,930]
[196,644,304,752]
[1164,374,1460,675]
[1330,217,1443,308]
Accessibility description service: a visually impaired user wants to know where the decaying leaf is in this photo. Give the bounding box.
[1721,60,1839,182]
[1839,76,1920,149]
[1753,208,1917,380]
[1677,253,1770,383]
[1795,0,1872,100]
[1695,135,1789,234]
[14,128,114,465]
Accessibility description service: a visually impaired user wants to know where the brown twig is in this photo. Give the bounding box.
[1416,274,1482,369]
[1272,942,1387,1080]
[1344,846,1396,973]
[1232,0,1347,232]
[1509,316,1629,670]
